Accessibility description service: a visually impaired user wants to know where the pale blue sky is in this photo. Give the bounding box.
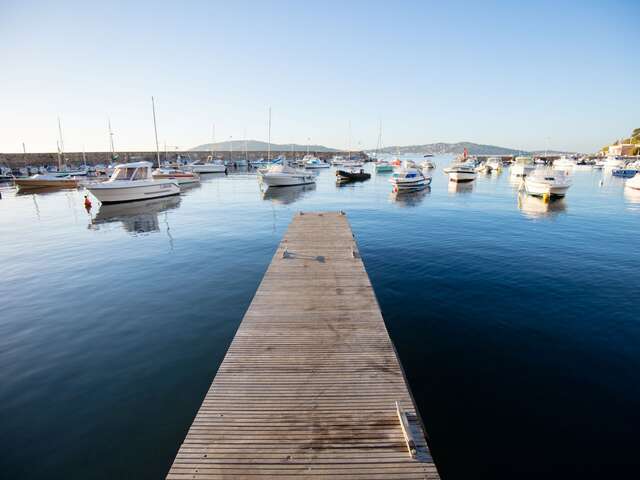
[0,0,638,153]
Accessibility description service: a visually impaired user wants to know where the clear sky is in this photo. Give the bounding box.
[0,0,638,153]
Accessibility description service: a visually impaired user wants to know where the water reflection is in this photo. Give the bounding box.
[261,184,316,205]
[448,181,474,194]
[389,187,429,207]
[198,172,228,181]
[517,193,567,219]
[624,186,640,207]
[90,196,181,234]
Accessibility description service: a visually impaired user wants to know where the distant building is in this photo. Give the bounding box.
[608,143,636,156]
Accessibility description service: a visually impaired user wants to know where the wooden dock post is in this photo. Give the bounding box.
[167,211,440,479]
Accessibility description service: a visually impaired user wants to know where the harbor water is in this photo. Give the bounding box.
[1,156,639,478]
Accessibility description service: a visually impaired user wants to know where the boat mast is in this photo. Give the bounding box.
[267,107,272,162]
[211,124,215,158]
[244,128,248,163]
[82,145,87,167]
[151,96,161,169]
[108,118,116,161]
[348,120,351,161]
[57,117,65,169]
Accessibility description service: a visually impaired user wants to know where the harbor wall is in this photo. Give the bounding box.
[0,151,365,168]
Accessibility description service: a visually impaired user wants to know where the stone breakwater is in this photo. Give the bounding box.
[0,151,366,168]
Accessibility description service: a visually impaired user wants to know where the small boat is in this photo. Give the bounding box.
[552,156,577,169]
[14,173,79,189]
[258,162,316,187]
[304,155,330,169]
[0,165,14,181]
[389,161,431,192]
[444,162,477,182]
[336,169,371,183]
[511,156,535,177]
[603,156,625,169]
[423,153,434,157]
[188,156,227,173]
[375,161,394,173]
[612,168,638,178]
[523,171,572,198]
[486,157,502,172]
[342,160,364,169]
[331,155,345,166]
[86,161,180,204]
[625,173,640,191]
[152,167,200,185]
[419,160,436,170]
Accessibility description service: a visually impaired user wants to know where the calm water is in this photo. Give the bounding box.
[1,157,639,479]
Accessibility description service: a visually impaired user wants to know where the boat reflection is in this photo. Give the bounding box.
[389,187,429,207]
[517,193,566,219]
[90,196,181,234]
[624,186,640,205]
[198,172,228,181]
[448,181,474,194]
[261,184,316,205]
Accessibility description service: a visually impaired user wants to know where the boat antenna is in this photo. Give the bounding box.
[151,96,161,168]
[267,107,272,162]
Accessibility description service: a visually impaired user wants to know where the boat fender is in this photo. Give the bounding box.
[84,195,92,210]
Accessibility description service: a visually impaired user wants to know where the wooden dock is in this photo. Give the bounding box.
[167,211,440,479]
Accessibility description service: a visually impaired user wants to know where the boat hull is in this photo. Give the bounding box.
[15,178,79,189]
[448,171,477,182]
[390,177,431,192]
[87,180,180,204]
[525,181,570,198]
[259,173,316,187]
[190,165,227,173]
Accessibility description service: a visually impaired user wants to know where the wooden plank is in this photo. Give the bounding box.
[166,212,439,479]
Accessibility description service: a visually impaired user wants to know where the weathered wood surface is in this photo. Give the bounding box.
[167,211,439,479]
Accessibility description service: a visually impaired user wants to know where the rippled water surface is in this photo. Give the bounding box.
[1,157,639,479]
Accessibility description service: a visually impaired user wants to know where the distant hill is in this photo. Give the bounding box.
[371,142,531,156]
[192,140,338,152]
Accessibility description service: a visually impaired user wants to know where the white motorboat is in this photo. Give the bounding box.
[511,156,535,177]
[1,165,15,181]
[258,162,316,187]
[625,173,640,191]
[331,155,345,166]
[419,160,436,170]
[342,160,364,168]
[86,162,180,204]
[486,157,502,172]
[444,162,477,182]
[188,156,227,173]
[14,173,80,189]
[603,156,625,170]
[523,171,572,198]
[152,167,200,185]
[389,161,431,192]
[552,156,577,169]
[304,155,330,169]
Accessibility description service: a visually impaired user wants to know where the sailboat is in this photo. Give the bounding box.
[15,118,80,189]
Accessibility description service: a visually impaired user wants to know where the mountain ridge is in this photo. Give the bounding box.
[191,140,338,152]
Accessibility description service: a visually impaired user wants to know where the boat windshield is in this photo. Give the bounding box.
[112,167,148,181]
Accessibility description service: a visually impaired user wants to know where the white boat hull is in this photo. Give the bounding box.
[259,172,316,187]
[525,181,570,197]
[448,171,477,182]
[87,179,180,204]
[390,177,431,191]
[190,164,227,173]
